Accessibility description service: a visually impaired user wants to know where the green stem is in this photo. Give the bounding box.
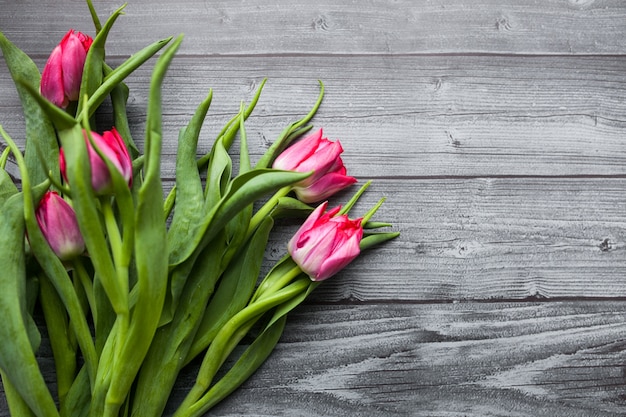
[101,199,122,268]
[251,264,302,303]
[100,197,129,308]
[245,186,291,241]
[73,258,96,319]
[174,279,310,417]
[39,275,77,408]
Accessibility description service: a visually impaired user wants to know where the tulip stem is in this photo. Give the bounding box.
[245,185,291,240]
[99,197,131,391]
[100,198,129,298]
[252,264,303,303]
[72,258,95,318]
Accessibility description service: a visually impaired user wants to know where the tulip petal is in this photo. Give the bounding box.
[36,192,85,260]
[287,201,327,255]
[61,33,88,101]
[294,172,357,203]
[272,128,323,171]
[40,46,68,108]
[294,140,343,184]
[317,226,362,281]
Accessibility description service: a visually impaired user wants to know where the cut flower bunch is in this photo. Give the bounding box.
[0,2,398,417]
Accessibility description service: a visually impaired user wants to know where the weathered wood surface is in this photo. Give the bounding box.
[1,0,626,416]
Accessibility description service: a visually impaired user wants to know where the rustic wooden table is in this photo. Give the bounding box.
[1,1,626,416]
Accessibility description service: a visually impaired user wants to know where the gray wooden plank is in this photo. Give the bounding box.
[120,301,626,416]
[2,55,626,177]
[1,0,626,56]
[262,177,626,302]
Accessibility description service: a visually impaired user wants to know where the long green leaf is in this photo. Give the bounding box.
[131,232,226,417]
[0,187,57,417]
[255,80,324,169]
[75,36,173,122]
[76,4,126,113]
[0,31,57,185]
[167,91,213,266]
[185,216,274,363]
[103,34,183,414]
[168,168,309,268]
[1,127,99,388]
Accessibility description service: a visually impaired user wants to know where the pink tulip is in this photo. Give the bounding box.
[36,191,85,261]
[40,29,93,109]
[60,128,132,194]
[288,201,363,281]
[273,129,356,203]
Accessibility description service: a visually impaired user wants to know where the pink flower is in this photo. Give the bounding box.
[40,29,93,109]
[273,129,357,203]
[36,191,85,261]
[288,201,363,281]
[60,128,132,194]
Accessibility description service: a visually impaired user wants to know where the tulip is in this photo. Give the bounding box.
[40,29,93,109]
[35,191,85,261]
[60,128,133,194]
[273,129,356,203]
[288,201,363,281]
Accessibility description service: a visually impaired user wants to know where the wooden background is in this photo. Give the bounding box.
[1,0,626,415]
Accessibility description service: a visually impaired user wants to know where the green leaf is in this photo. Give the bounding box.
[131,232,226,417]
[0,31,58,185]
[39,275,77,407]
[85,0,103,33]
[77,4,126,114]
[168,168,309,268]
[14,80,77,131]
[196,79,267,170]
[1,371,37,417]
[1,128,100,390]
[60,366,90,417]
[103,34,184,413]
[204,136,232,209]
[106,64,139,157]
[255,80,324,169]
[0,167,18,206]
[270,196,314,219]
[0,193,58,417]
[167,91,213,266]
[75,36,173,122]
[186,216,275,363]
[360,231,400,250]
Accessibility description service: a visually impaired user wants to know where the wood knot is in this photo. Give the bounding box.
[599,238,613,252]
[495,15,513,31]
[313,15,331,31]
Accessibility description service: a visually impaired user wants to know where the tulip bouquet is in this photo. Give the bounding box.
[0,2,398,417]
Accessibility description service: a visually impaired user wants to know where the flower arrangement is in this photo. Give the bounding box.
[0,2,398,416]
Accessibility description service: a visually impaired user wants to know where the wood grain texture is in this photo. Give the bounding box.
[1,0,625,416]
[163,302,626,416]
[266,177,626,302]
[2,55,626,177]
[1,0,626,55]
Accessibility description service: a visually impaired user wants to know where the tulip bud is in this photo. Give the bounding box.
[288,201,363,281]
[273,129,357,203]
[35,191,85,261]
[60,128,133,195]
[40,29,93,109]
